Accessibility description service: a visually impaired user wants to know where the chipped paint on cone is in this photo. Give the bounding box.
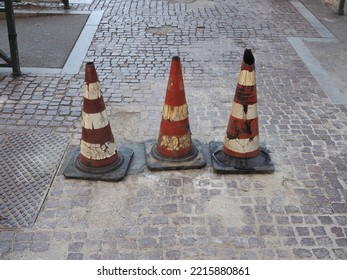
[84,82,102,100]
[226,117,259,139]
[223,135,259,155]
[223,49,260,159]
[167,76,185,93]
[82,110,109,130]
[231,103,258,120]
[210,49,273,173]
[78,62,119,168]
[155,56,194,159]
[162,104,188,121]
[238,70,256,86]
[159,134,192,151]
[80,140,117,160]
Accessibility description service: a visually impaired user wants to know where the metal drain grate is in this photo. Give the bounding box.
[0,132,69,229]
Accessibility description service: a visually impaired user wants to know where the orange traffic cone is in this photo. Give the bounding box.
[80,62,119,168]
[209,49,274,173]
[63,62,133,181]
[145,56,206,171]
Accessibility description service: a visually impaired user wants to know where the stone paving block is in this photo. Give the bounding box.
[332,249,347,259]
[166,250,181,260]
[13,242,31,252]
[293,248,313,259]
[335,238,347,247]
[67,253,84,260]
[31,243,50,253]
[0,241,11,254]
[316,236,333,247]
[312,248,331,259]
[68,242,84,252]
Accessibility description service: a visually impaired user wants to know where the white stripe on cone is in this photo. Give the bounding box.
[84,82,102,100]
[162,104,188,121]
[224,135,259,154]
[238,70,256,86]
[80,140,117,160]
[230,103,258,120]
[82,110,109,130]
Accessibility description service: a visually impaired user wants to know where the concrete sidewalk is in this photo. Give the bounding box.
[0,0,347,260]
[291,0,347,103]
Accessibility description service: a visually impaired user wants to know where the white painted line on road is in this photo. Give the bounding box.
[61,10,104,74]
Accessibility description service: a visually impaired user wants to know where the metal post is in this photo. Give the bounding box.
[62,0,69,9]
[4,0,21,76]
[337,0,345,15]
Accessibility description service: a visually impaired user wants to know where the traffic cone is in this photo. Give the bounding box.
[63,62,133,181]
[209,49,274,173]
[145,56,206,171]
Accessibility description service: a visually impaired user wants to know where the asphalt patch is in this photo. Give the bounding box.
[0,13,89,68]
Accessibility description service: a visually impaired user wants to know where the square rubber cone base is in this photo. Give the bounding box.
[145,139,206,171]
[63,147,134,182]
[209,141,275,174]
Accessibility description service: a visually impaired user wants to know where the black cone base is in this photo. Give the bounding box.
[63,147,134,182]
[145,139,206,171]
[209,141,274,174]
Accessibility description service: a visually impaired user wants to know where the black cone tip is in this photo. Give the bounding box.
[243,49,255,66]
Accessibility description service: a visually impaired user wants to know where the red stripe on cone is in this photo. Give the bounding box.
[159,119,190,136]
[81,125,115,145]
[240,60,254,71]
[85,62,99,84]
[226,117,259,139]
[83,98,106,114]
[233,85,257,105]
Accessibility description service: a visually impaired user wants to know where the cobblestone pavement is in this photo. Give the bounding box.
[1,0,347,259]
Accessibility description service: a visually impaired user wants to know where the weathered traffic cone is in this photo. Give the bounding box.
[63,62,133,181]
[209,49,274,173]
[145,56,206,171]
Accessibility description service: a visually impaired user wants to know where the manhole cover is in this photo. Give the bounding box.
[0,132,69,229]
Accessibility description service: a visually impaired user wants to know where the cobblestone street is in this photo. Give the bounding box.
[0,0,347,259]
